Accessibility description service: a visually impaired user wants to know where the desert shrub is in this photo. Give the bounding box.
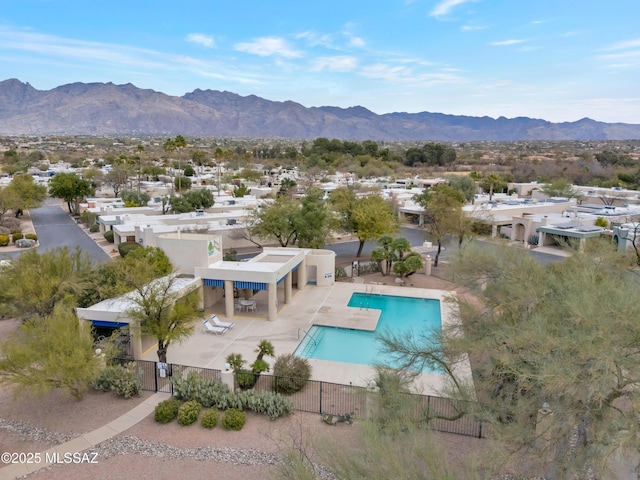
[172,371,202,401]
[0,235,10,247]
[273,354,312,394]
[1,217,21,233]
[154,399,182,424]
[200,409,219,429]
[118,241,142,257]
[80,211,98,226]
[335,265,347,279]
[471,219,493,236]
[357,261,381,275]
[222,408,246,431]
[172,371,231,407]
[595,217,609,228]
[103,230,114,243]
[11,232,23,243]
[89,223,100,233]
[236,369,258,390]
[92,363,142,398]
[24,233,38,241]
[177,400,202,426]
[237,390,294,420]
[171,371,291,420]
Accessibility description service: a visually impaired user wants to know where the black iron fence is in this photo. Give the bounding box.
[126,358,485,439]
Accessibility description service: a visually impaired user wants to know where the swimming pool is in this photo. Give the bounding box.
[295,293,441,371]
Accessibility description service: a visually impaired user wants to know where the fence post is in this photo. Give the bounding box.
[154,362,158,392]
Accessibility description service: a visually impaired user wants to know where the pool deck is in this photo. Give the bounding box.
[141,281,473,396]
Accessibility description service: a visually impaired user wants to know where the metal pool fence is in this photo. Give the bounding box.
[122,358,486,439]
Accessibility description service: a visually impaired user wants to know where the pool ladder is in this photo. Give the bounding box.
[297,328,318,347]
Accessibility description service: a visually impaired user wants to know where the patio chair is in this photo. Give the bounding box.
[210,314,235,329]
[202,318,228,335]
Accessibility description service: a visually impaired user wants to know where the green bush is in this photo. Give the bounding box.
[222,408,246,431]
[1,217,21,233]
[92,363,142,398]
[236,390,294,420]
[273,354,312,395]
[595,217,609,228]
[154,399,182,424]
[24,233,38,241]
[80,211,98,226]
[335,265,347,279]
[171,371,292,420]
[103,230,114,243]
[172,371,231,408]
[11,232,24,243]
[177,400,202,426]
[118,241,142,257]
[89,223,100,233]
[236,369,258,390]
[200,409,219,429]
[0,235,10,246]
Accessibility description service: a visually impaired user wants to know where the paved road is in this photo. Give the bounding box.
[237,226,566,265]
[1,200,110,263]
[326,227,566,265]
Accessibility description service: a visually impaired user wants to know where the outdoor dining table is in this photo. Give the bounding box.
[239,299,256,311]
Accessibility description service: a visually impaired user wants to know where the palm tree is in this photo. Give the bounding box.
[255,340,275,362]
[136,144,144,195]
[486,173,501,202]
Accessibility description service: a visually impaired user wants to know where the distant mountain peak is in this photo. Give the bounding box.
[0,79,638,140]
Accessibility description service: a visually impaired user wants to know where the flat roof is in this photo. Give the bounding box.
[195,247,309,282]
[77,275,201,318]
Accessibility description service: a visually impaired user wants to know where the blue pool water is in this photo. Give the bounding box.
[295,293,441,371]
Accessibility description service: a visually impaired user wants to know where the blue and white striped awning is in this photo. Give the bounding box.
[234,280,267,290]
[91,320,129,328]
[204,279,224,287]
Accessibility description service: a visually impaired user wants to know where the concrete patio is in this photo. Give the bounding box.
[141,281,471,396]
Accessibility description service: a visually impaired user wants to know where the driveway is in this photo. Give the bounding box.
[1,198,110,263]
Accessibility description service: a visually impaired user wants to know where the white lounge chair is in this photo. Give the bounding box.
[210,314,235,329]
[202,318,228,335]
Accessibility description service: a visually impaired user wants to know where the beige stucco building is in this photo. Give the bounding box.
[75,230,336,359]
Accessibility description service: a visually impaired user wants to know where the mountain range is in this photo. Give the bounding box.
[1,78,639,141]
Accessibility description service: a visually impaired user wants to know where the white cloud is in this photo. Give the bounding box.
[310,56,357,72]
[602,38,640,51]
[461,25,486,31]
[359,63,462,85]
[296,31,336,48]
[430,0,472,18]
[490,39,526,46]
[0,26,165,68]
[349,36,365,48]
[234,37,302,58]
[599,49,640,60]
[186,33,214,48]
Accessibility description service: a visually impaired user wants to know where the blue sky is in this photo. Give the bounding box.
[1,0,639,124]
